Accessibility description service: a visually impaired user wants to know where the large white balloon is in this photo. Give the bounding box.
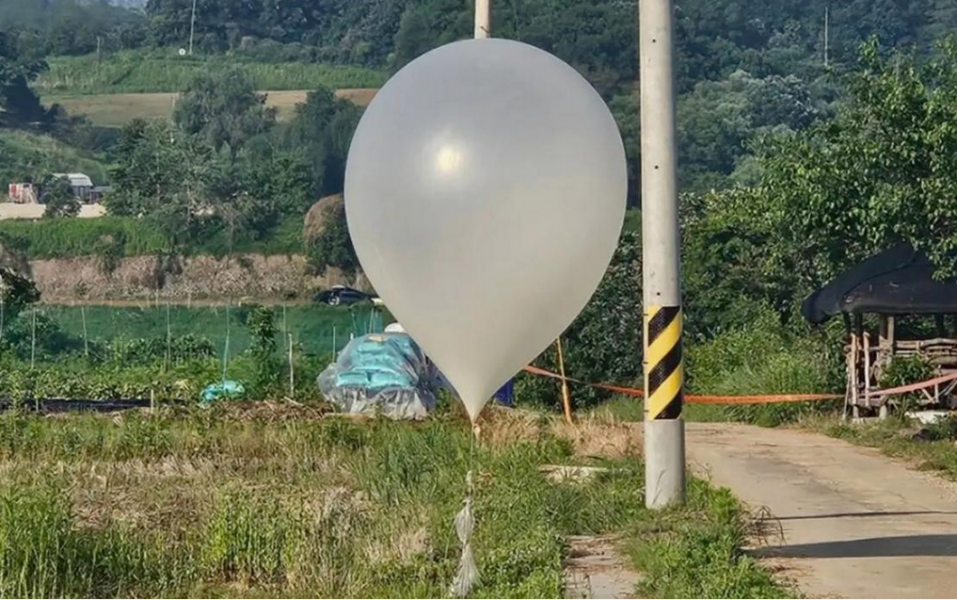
[345,39,627,421]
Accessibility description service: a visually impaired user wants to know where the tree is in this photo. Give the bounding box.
[698,39,957,323]
[307,199,358,274]
[677,70,822,191]
[108,119,209,246]
[173,67,276,156]
[516,231,642,409]
[244,304,280,392]
[40,175,80,218]
[282,86,362,198]
[0,265,39,321]
[393,4,436,68]
[202,147,279,247]
[0,29,48,128]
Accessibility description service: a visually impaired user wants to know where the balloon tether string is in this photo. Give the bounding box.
[451,422,480,597]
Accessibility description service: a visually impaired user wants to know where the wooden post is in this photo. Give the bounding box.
[863,331,872,408]
[30,308,36,370]
[846,332,857,420]
[282,305,288,354]
[288,333,295,397]
[555,337,572,424]
[165,301,172,370]
[81,304,89,359]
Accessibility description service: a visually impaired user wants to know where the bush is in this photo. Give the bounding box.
[1,311,86,361]
[244,305,282,393]
[110,334,216,365]
[917,415,957,441]
[879,355,936,409]
[40,175,80,219]
[685,308,844,425]
[306,200,358,274]
[516,231,642,411]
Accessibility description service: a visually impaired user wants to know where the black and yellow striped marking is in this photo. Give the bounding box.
[644,304,683,420]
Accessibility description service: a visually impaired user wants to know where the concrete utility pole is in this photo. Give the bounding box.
[639,0,685,508]
[475,0,491,39]
[824,6,830,68]
[188,0,198,56]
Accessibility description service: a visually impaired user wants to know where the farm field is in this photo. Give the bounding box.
[44,88,379,128]
[39,303,384,358]
[0,404,788,598]
[34,51,386,95]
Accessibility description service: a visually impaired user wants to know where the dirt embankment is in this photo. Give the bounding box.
[29,253,367,303]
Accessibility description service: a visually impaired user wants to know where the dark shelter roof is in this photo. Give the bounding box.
[802,244,957,324]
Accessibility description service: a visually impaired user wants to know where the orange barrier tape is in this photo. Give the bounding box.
[523,365,844,405]
[526,364,957,404]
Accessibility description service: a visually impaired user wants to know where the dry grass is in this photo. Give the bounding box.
[551,413,643,459]
[476,405,642,459]
[44,88,378,128]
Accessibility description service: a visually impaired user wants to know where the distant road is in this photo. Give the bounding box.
[44,88,379,128]
[0,203,105,220]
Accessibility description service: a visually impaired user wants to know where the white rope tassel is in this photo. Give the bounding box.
[451,470,479,597]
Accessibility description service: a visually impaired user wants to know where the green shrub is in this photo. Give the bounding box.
[633,482,788,598]
[516,231,642,411]
[879,355,936,408]
[685,308,843,425]
[110,334,215,365]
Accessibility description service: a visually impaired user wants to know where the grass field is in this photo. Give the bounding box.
[0,404,789,598]
[39,303,384,358]
[35,50,387,96]
[44,88,379,128]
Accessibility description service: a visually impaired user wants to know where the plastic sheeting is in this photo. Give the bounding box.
[200,380,245,404]
[318,333,439,419]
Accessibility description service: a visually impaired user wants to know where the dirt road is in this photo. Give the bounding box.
[686,422,957,599]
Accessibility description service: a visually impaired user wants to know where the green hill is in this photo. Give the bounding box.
[0,129,109,191]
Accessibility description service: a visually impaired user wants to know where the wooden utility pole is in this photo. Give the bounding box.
[475,0,491,39]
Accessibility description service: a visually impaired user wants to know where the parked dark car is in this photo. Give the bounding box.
[314,285,375,306]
